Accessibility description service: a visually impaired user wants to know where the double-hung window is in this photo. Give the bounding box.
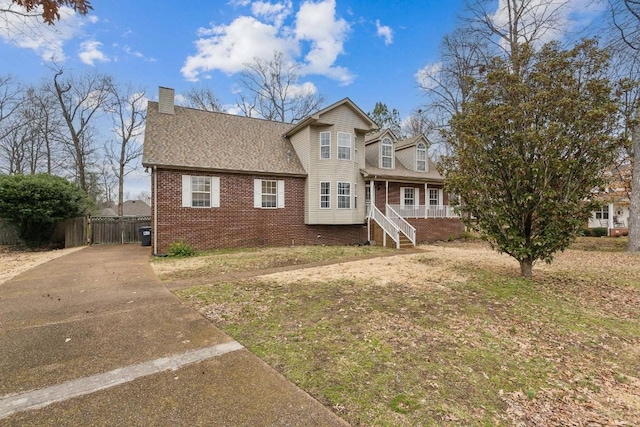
[381,137,393,168]
[429,189,440,207]
[337,132,351,160]
[320,182,331,209]
[595,207,609,220]
[254,179,285,208]
[320,132,331,159]
[338,182,351,209]
[182,175,220,208]
[261,180,277,208]
[403,188,415,207]
[416,142,427,171]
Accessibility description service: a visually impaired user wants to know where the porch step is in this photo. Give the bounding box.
[398,234,414,249]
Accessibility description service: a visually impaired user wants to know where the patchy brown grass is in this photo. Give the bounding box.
[167,238,640,426]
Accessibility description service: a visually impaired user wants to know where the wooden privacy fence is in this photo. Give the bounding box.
[89,216,151,245]
[1,216,151,247]
[0,220,66,246]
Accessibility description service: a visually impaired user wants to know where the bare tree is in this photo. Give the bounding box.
[607,0,640,252]
[402,108,435,139]
[104,82,146,216]
[51,68,111,193]
[181,87,223,112]
[0,75,22,141]
[236,51,325,123]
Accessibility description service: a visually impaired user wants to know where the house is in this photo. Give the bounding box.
[142,87,462,254]
[588,162,631,236]
[98,200,151,217]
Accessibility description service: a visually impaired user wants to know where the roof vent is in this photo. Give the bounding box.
[158,87,175,115]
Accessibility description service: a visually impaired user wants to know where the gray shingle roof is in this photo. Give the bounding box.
[363,157,443,182]
[143,102,306,176]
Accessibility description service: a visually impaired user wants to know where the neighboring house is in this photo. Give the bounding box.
[142,87,462,254]
[588,162,631,236]
[99,200,151,217]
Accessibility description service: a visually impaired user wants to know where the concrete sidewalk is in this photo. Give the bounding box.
[0,245,348,426]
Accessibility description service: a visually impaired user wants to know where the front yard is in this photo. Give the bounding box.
[152,238,640,426]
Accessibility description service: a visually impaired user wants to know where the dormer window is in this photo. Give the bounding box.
[381,137,393,168]
[416,142,427,171]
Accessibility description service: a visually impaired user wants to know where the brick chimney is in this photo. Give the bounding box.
[158,86,174,115]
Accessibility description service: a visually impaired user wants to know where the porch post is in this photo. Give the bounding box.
[385,181,389,214]
[608,203,614,236]
[424,183,428,219]
[370,180,375,207]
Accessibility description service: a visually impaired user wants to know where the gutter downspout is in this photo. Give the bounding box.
[153,166,158,255]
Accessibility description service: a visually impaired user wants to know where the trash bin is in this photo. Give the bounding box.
[140,226,152,247]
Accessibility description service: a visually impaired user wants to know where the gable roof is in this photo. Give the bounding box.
[362,157,442,182]
[285,98,377,137]
[143,102,306,176]
[364,128,398,145]
[395,134,428,150]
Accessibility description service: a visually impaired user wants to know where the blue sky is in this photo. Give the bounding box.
[1,0,468,118]
[0,0,608,195]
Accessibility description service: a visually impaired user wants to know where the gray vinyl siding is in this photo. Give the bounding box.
[365,142,379,168]
[289,127,310,173]
[306,105,368,225]
[396,146,415,171]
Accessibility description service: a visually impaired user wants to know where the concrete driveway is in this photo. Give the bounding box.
[0,245,348,426]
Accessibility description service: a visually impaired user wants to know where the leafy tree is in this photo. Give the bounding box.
[368,102,402,136]
[3,0,91,24]
[0,173,89,246]
[441,40,621,277]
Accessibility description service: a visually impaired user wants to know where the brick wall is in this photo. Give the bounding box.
[152,169,366,253]
[408,218,464,242]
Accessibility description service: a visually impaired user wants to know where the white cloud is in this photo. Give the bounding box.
[288,81,318,97]
[182,0,353,85]
[414,62,442,89]
[294,0,352,84]
[78,40,109,65]
[375,20,393,45]
[0,0,94,62]
[490,0,606,47]
[251,0,293,27]
[181,15,297,81]
[123,45,157,62]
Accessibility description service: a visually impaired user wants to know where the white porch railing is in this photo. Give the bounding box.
[368,204,401,249]
[388,204,458,219]
[386,204,416,246]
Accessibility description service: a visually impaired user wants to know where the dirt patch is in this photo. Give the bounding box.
[0,246,85,285]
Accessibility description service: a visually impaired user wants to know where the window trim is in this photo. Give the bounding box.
[337,181,351,209]
[320,131,331,160]
[182,175,220,208]
[320,181,331,209]
[594,206,609,220]
[429,188,440,207]
[416,142,427,172]
[381,137,393,169]
[254,179,285,209]
[337,132,352,160]
[261,179,278,209]
[401,187,418,209]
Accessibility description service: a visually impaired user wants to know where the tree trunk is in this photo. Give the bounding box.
[629,123,640,252]
[519,259,533,278]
